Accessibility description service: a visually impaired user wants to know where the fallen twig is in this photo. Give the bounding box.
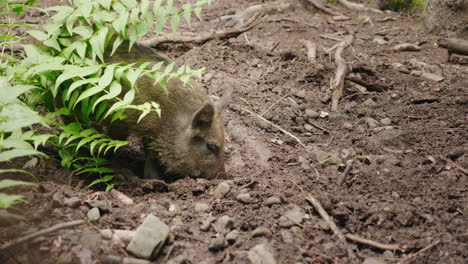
[338,159,353,185]
[140,12,265,47]
[344,233,405,252]
[0,219,86,250]
[219,0,296,25]
[242,106,307,149]
[331,34,354,111]
[307,120,330,134]
[337,0,383,14]
[306,193,357,260]
[397,241,440,263]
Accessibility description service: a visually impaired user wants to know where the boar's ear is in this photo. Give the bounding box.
[192,102,215,129]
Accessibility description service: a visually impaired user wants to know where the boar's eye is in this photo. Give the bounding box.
[206,142,219,155]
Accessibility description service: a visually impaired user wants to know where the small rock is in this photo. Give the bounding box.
[391,192,400,199]
[110,189,134,205]
[64,197,81,208]
[372,37,388,45]
[293,89,306,99]
[213,181,231,199]
[317,219,330,231]
[396,211,414,226]
[343,122,353,129]
[380,118,392,126]
[226,230,240,244]
[280,230,294,243]
[362,98,377,107]
[51,193,63,208]
[237,193,255,204]
[420,72,444,82]
[252,227,272,238]
[248,244,277,264]
[365,117,379,128]
[208,236,227,251]
[213,215,234,234]
[383,250,394,258]
[87,207,100,221]
[322,242,336,250]
[341,148,356,159]
[315,150,343,167]
[305,109,319,119]
[86,200,110,212]
[363,257,386,264]
[200,216,216,232]
[126,214,170,260]
[319,111,329,118]
[373,126,394,133]
[278,204,305,227]
[264,197,282,206]
[194,202,210,212]
[304,124,314,132]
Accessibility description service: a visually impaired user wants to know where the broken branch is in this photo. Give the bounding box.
[331,35,354,111]
[345,233,405,252]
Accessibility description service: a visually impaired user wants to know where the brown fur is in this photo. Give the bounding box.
[106,42,228,180]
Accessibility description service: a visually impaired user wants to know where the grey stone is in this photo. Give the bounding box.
[226,230,240,244]
[213,215,234,234]
[64,197,81,208]
[237,193,255,204]
[420,72,444,82]
[304,124,314,132]
[213,182,231,199]
[200,216,216,232]
[373,126,394,133]
[208,236,227,251]
[86,200,110,212]
[278,204,305,227]
[343,122,353,129]
[252,227,272,237]
[293,89,306,99]
[372,37,388,45]
[363,257,386,264]
[248,244,277,264]
[365,117,380,129]
[126,214,170,260]
[305,109,319,119]
[280,230,294,243]
[383,250,394,258]
[380,118,392,126]
[391,192,400,199]
[79,230,102,254]
[87,207,100,221]
[264,197,282,206]
[362,98,377,107]
[194,202,210,212]
[341,148,356,159]
[52,192,63,208]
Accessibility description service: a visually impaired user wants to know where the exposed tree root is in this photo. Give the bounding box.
[139,12,265,47]
[337,0,383,14]
[302,0,344,16]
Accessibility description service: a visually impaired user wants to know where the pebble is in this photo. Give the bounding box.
[280,230,294,243]
[126,214,170,260]
[293,89,306,99]
[213,215,234,234]
[51,193,63,208]
[362,98,377,107]
[208,236,227,251]
[237,193,255,204]
[264,197,282,206]
[391,192,400,199]
[248,244,277,264]
[365,117,379,129]
[319,111,329,118]
[363,257,386,264]
[252,227,272,237]
[383,250,394,258]
[64,197,81,208]
[194,202,210,212]
[226,230,240,244]
[304,124,314,132]
[305,109,319,119]
[200,216,216,232]
[87,207,100,221]
[373,126,394,132]
[87,200,110,212]
[213,181,231,199]
[372,37,388,45]
[278,204,306,227]
[380,118,392,126]
[343,122,353,129]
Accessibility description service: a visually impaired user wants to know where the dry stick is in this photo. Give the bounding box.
[337,0,383,14]
[331,35,354,111]
[306,194,357,260]
[440,157,468,175]
[0,219,86,250]
[242,107,308,150]
[260,94,289,116]
[303,0,344,16]
[300,39,317,63]
[344,234,404,252]
[338,159,353,185]
[140,12,265,47]
[307,121,330,134]
[397,241,440,264]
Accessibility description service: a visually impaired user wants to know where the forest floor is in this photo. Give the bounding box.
[1,0,467,263]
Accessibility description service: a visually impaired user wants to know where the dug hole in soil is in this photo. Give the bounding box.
[1,0,467,263]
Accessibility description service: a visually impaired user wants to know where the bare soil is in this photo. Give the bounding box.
[1,1,467,264]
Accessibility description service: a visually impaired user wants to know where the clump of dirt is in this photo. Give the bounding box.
[1,0,467,264]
